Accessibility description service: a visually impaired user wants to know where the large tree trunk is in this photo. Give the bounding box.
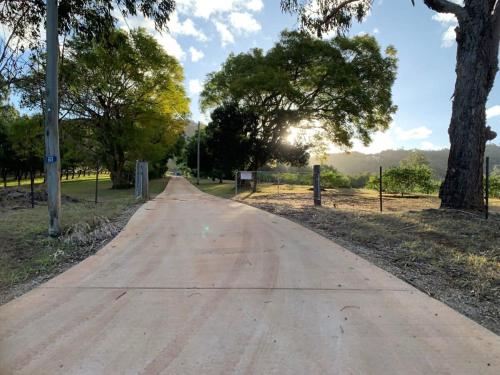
[109,167,130,189]
[439,6,499,210]
[108,148,130,189]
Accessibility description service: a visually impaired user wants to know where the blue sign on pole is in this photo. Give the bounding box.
[46,155,57,164]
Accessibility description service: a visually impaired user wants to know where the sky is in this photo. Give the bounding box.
[91,0,498,154]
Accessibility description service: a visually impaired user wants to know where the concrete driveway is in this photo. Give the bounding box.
[0,177,498,374]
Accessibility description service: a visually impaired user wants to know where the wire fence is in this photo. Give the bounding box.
[235,164,498,219]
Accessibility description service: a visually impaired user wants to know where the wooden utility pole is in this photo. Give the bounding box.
[45,0,61,236]
[196,121,200,185]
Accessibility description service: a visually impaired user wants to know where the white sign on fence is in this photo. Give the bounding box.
[240,171,253,180]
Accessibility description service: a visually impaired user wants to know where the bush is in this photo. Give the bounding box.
[349,173,371,188]
[321,169,351,188]
[489,173,500,198]
[368,165,436,196]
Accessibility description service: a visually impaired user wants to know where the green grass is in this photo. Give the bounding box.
[188,178,236,199]
[0,177,169,299]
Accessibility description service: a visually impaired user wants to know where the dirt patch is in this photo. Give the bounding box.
[240,191,500,335]
[0,187,79,210]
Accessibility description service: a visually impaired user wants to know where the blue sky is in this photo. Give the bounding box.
[112,1,498,153]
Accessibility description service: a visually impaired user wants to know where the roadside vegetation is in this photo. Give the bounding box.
[0,176,169,303]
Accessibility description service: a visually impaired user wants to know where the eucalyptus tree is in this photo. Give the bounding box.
[281,0,500,210]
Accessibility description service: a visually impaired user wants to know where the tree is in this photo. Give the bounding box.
[0,1,175,41]
[1,0,176,97]
[0,105,18,186]
[281,0,372,37]
[184,128,213,178]
[202,31,397,171]
[368,161,435,196]
[321,166,351,188]
[281,0,500,210]
[202,102,310,188]
[8,115,45,193]
[49,28,189,188]
[205,103,252,182]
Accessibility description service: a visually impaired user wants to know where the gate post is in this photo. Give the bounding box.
[135,161,149,200]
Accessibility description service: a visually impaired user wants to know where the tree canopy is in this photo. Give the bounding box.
[0,0,175,41]
[19,27,190,188]
[281,0,373,37]
[185,102,310,182]
[281,0,500,210]
[202,30,397,160]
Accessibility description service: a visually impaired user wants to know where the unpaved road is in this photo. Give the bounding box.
[1,177,498,374]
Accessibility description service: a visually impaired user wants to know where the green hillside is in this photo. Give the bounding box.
[312,144,500,178]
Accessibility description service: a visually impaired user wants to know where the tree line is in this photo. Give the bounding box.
[1,0,498,212]
[180,30,397,190]
[0,27,189,189]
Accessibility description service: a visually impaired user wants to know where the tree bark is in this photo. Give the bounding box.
[438,2,499,210]
[108,149,130,189]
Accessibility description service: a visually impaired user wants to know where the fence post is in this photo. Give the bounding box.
[379,166,383,212]
[485,156,489,220]
[313,165,321,206]
[235,171,238,196]
[94,161,99,204]
[30,164,35,208]
[277,172,280,196]
[135,161,149,200]
[142,162,149,200]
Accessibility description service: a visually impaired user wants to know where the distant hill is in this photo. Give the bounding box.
[311,144,500,179]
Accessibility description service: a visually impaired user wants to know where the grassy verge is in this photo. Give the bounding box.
[192,180,500,334]
[0,176,169,303]
[187,178,236,199]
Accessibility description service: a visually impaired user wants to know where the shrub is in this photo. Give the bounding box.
[321,169,351,188]
[368,165,436,196]
[489,173,500,198]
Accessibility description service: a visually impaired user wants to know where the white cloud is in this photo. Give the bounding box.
[214,21,235,46]
[176,0,263,19]
[189,46,204,62]
[373,27,380,34]
[441,26,456,48]
[177,0,237,19]
[431,12,458,48]
[486,105,500,119]
[169,13,208,41]
[395,126,432,141]
[432,13,457,24]
[154,32,185,60]
[229,12,261,33]
[245,0,264,12]
[188,79,203,95]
